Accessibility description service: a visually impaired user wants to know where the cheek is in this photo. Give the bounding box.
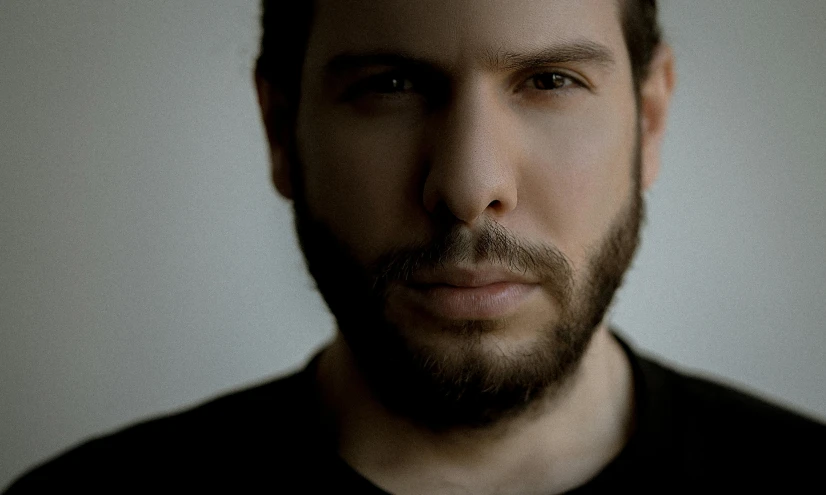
[518,101,637,264]
[297,112,425,262]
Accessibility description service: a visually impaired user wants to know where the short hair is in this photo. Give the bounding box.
[255,0,662,121]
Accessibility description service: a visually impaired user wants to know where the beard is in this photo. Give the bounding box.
[286,138,644,431]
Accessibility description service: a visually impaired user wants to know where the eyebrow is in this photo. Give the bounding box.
[323,40,616,80]
[482,40,616,73]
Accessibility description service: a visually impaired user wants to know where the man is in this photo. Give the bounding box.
[6,0,825,493]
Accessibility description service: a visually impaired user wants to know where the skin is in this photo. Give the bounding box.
[257,0,675,493]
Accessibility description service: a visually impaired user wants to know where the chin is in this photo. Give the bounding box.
[340,308,594,431]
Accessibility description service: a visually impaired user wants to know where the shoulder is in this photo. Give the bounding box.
[639,352,825,437]
[633,349,826,488]
[5,363,327,493]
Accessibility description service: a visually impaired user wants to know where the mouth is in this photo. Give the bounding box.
[399,266,540,320]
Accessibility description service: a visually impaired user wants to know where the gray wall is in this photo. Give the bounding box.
[1,0,824,488]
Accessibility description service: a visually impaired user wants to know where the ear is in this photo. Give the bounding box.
[639,43,676,192]
[255,73,294,199]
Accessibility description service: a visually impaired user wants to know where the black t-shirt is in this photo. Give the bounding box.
[6,333,826,493]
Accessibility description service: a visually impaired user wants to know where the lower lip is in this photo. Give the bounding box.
[402,282,539,320]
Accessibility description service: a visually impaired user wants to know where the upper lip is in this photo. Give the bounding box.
[408,265,538,288]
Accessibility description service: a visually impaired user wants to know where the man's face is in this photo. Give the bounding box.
[283,0,649,428]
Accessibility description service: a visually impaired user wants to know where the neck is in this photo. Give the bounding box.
[316,325,635,495]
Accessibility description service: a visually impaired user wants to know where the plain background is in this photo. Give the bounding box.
[2,0,824,488]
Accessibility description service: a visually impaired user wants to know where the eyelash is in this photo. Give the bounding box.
[349,70,585,101]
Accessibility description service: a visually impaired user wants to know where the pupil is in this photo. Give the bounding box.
[538,73,563,90]
[383,75,406,92]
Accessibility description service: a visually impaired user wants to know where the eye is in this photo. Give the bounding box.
[347,71,416,100]
[528,72,581,92]
[371,73,414,94]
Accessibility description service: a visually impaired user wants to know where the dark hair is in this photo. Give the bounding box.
[255,0,661,117]
[621,0,662,94]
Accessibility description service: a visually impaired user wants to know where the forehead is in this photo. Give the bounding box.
[305,0,628,75]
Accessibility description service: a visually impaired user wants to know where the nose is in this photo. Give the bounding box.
[422,83,518,225]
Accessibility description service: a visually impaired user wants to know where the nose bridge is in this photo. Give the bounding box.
[423,80,518,224]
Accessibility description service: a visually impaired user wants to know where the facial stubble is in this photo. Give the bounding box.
[286,136,644,431]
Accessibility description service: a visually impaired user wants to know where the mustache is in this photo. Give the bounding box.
[370,220,574,300]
